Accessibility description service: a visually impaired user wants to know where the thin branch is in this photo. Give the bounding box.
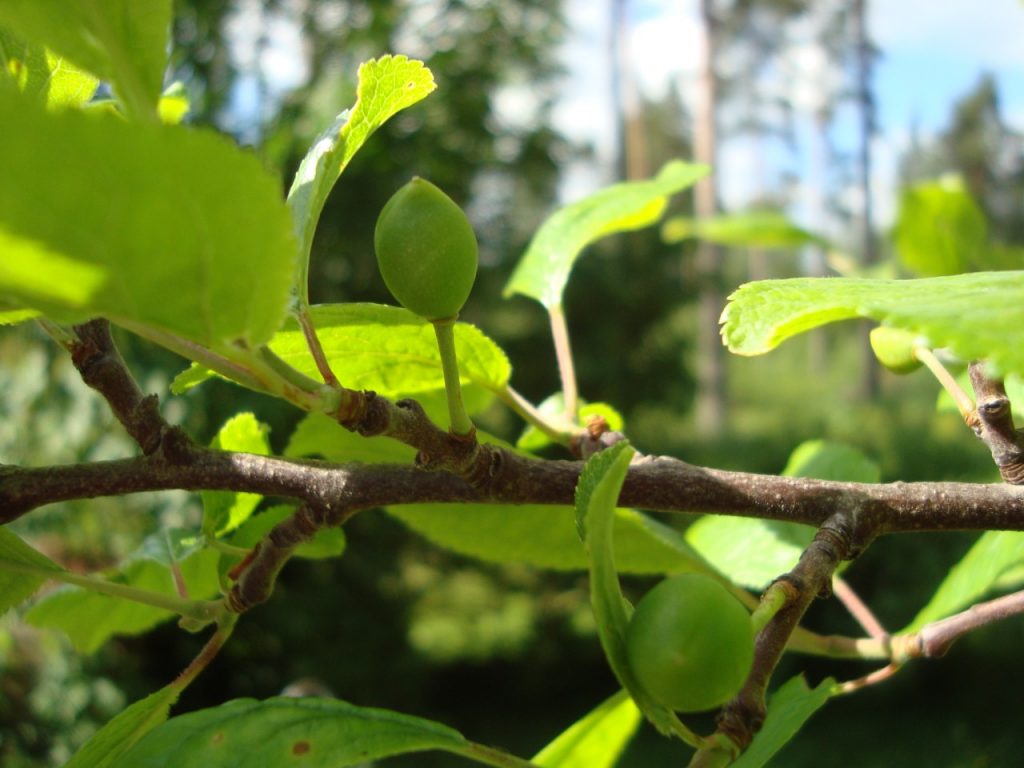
[832,576,887,640]
[549,304,579,422]
[968,362,1024,484]
[906,587,1024,659]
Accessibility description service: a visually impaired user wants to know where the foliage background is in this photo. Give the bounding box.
[2,1,1024,765]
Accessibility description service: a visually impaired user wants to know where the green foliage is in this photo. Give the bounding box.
[0,528,64,616]
[533,691,641,768]
[0,0,170,118]
[893,178,987,276]
[0,87,297,348]
[64,686,179,768]
[288,56,436,304]
[0,27,98,109]
[112,697,473,768]
[505,160,708,309]
[26,532,219,653]
[722,272,1024,376]
[686,441,880,589]
[732,676,834,768]
[201,414,271,537]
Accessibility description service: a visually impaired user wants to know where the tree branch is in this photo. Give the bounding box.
[968,362,1024,484]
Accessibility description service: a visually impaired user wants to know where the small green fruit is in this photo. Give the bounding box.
[625,573,754,713]
[870,326,923,374]
[374,177,479,321]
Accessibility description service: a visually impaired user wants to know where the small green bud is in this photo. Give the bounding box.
[374,177,479,321]
[870,326,923,374]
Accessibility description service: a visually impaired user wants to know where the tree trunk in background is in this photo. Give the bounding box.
[693,0,726,436]
[853,0,879,398]
[611,0,648,180]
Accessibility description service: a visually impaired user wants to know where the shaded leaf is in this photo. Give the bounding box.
[65,686,179,768]
[686,441,879,589]
[111,697,470,768]
[733,676,834,768]
[0,88,297,348]
[533,690,640,768]
[288,56,435,303]
[0,527,64,616]
[0,0,170,117]
[505,160,708,308]
[722,272,1024,377]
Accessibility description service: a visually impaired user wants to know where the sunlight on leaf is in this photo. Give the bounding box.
[533,690,640,768]
[732,676,834,768]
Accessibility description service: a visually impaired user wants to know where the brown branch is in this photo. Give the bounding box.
[69,319,173,455]
[968,362,1024,484]
[703,515,857,759]
[903,588,1024,659]
[5,449,1024,533]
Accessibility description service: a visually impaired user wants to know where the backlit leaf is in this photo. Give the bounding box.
[662,211,824,249]
[65,686,180,768]
[722,272,1024,377]
[201,413,271,536]
[533,690,640,768]
[505,160,708,309]
[733,676,834,768]
[0,527,64,616]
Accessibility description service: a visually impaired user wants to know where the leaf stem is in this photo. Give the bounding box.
[295,304,341,387]
[549,304,579,422]
[454,742,540,768]
[914,347,975,424]
[432,318,474,436]
[495,385,575,446]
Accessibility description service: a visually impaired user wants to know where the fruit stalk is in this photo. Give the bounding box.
[433,317,474,436]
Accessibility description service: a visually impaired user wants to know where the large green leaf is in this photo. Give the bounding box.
[686,441,879,589]
[111,697,472,768]
[662,211,825,249]
[893,178,986,277]
[287,56,435,303]
[0,0,170,118]
[532,690,640,768]
[201,413,271,537]
[732,676,834,768]
[268,303,510,395]
[0,527,64,616]
[904,530,1024,632]
[722,272,1024,376]
[504,160,708,309]
[0,88,296,347]
[65,686,180,768]
[26,531,220,653]
[0,27,99,109]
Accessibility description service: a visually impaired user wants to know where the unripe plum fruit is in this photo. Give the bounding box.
[625,573,755,713]
[374,177,479,321]
[869,326,923,374]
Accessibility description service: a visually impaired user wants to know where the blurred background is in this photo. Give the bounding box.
[2,0,1024,764]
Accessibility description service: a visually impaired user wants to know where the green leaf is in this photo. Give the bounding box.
[0,89,297,348]
[65,685,180,768]
[904,530,1024,632]
[286,412,417,464]
[26,531,219,653]
[0,527,64,616]
[0,27,99,109]
[227,505,346,562]
[532,690,640,768]
[391,503,705,574]
[111,697,471,768]
[288,56,435,304]
[575,441,690,739]
[268,304,510,397]
[732,676,834,768]
[686,441,879,589]
[0,307,39,325]
[201,413,271,536]
[662,211,825,249]
[893,178,987,277]
[722,272,1024,377]
[516,394,624,453]
[505,160,708,309]
[0,0,170,118]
